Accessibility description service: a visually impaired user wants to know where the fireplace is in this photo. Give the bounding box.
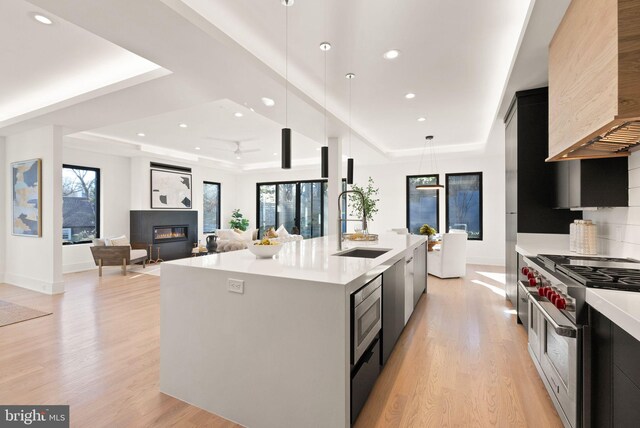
[131,211,197,261]
[153,225,188,243]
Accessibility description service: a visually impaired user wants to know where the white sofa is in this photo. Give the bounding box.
[427,231,468,278]
[215,228,303,253]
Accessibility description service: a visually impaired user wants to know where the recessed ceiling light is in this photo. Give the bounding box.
[417,117,426,122]
[281,0,294,6]
[316,147,321,151]
[179,123,188,128]
[137,132,146,137]
[249,107,255,112]
[383,49,400,60]
[234,112,243,118]
[195,147,201,150]
[345,73,356,79]
[236,155,242,160]
[261,97,275,107]
[405,93,416,99]
[32,14,53,25]
[319,42,332,51]
[273,152,278,156]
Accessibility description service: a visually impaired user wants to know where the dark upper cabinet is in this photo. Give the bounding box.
[554,158,628,209]
[505,87,581,234]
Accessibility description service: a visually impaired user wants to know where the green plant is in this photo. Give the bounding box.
[348,177,379,223]
[229,209,250,231]
[419,224,436,236]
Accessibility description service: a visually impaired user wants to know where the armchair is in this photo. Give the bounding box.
[427,232,468,278]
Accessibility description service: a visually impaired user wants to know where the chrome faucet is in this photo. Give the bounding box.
[337,190,368,250]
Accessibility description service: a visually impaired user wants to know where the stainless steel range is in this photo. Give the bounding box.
[519,254,640,428]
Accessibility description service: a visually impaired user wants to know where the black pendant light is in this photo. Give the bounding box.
[282,128,291,169]
[321,146,329,178]
[281,0,292,169]
[416,135,445,190]
[320,41,331,178]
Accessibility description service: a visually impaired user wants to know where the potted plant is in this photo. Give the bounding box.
[348,177,380,227]
[419,224,438,251]
[229,209,250,231]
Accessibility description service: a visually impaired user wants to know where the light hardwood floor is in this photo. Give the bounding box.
[0,265,561,427]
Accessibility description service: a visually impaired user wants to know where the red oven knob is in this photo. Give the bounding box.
[556,298,567,310]
[538,286,545,296]
[522,267,530,276]
[529,277,538,287]
[527,272,535,280]
[550,293,559,305]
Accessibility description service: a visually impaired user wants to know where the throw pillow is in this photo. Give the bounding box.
[109,235,130,246]
[266,227,278,239]
[236,228,254,242]
[92,238,106,246]
[276,224,290,238]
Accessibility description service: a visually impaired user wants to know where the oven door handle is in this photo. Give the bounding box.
[529,295,577,338]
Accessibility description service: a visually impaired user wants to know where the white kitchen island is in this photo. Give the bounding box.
[160,233,426,428]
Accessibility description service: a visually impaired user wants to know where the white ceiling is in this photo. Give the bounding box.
[0,0,164,126]
[0,0,544,170]
[71,98,384,170]
[182,0,532,152]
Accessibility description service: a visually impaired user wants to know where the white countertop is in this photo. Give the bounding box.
[515,233,613,258]
[164,233,426,286]
[586,288,640,342]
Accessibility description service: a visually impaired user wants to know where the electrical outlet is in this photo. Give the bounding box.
[228,278,244,294]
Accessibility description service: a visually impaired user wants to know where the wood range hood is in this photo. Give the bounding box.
[548,0,640,161]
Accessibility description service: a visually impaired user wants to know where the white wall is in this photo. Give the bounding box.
[0,137,5,283]
[4,126,64,294]
[62,147,132,273]
[130,156,237,244]
[584,152,640,258]
[237,119,506,266]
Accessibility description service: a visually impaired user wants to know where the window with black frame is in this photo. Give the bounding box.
[62,165,100,244]
[257,179,345,238]
[406,175,440,234]
[445,172,482,240]
[203,181,221,233]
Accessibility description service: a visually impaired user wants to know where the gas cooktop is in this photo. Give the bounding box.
[538,254,640,292]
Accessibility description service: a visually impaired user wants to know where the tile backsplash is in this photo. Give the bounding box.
[584,152,640,258]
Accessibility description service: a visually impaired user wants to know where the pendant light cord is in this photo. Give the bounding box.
[418,137,428,173]
[285,6,289,127]
[324,48,327,148]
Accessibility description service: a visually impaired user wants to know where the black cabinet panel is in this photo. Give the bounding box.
[588,306,640,427]
[612,366,640,427]
[382,259,404,365]
[556,158,628,209]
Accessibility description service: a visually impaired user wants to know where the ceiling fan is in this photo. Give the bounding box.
[205,137,260,159]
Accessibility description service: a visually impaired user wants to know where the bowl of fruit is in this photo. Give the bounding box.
[247,238,283,258]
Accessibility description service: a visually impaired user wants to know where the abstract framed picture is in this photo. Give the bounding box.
[150,169,192,209]
[12,158,42,237]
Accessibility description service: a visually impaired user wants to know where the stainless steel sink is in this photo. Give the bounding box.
[333,248,391,259]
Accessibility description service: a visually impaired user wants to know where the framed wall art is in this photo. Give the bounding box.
[12,158,42,237]
[150,168,192,209]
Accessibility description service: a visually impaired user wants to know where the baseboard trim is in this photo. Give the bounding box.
[4,273,65,295]
[466,257,505,266]
[63,262,97,274]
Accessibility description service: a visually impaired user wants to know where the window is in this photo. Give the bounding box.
[257,179,344,238]
[406,175,440,234]
[446,172,482,240]
[62,165,100,244]
[203,181,221,233]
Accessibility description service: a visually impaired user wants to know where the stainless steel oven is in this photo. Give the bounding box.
[352,275,382,364]
[528,292,580,428]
